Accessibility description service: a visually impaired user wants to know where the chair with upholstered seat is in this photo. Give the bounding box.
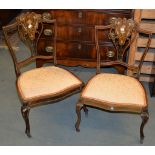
[3,12,84,137]
[75,18,152,143]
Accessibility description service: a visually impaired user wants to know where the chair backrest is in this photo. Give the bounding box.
[95,17,152,79]
[3,12,57,78]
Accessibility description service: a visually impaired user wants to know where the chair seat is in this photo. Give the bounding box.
[17,66,82,102]
[81,73,147,113]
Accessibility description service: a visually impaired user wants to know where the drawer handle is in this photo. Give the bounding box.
[44,29,53,36]
[45,46,54,53]
[106,50,115,58]
[78,12,83,18]
[42,12,52,20]
[78,44,82,50]
[78,27,82,33]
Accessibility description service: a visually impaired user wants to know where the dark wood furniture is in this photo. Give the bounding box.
[3,12,84,137]
[0,9,22,29]
[150,75,155,97]
[33,9,132,69]
[75,18,152,144]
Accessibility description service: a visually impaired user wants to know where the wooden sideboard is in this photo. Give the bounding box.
[33,9,132,68]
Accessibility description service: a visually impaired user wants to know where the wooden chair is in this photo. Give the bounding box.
[3,12,84,137]
[75,18,152,143]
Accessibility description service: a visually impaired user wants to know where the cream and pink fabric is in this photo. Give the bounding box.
[17,66,82,102]
[81,73,146,108]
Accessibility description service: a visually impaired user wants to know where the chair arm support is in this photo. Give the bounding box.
[100,61,138,72]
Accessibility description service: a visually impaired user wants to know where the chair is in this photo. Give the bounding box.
[3,12,84,137]
[75,18,152,143]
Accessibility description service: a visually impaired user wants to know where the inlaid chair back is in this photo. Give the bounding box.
[95,18,152,78]
[3,12,83,138]
[3,12,57,77]
[75,18,152,144]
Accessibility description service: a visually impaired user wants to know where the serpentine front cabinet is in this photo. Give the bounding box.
[34,9,132,67]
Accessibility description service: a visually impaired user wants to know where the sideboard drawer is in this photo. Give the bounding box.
[99,45,117,61]
[39,23,54,39]
[51,10,85,25]
[85,10,132,25]
[56,41,96,59]
[56,41,116,61]
[37,39,54,55]
[57,25,111,43]
[85,11,110,25]
[57,25,95,42]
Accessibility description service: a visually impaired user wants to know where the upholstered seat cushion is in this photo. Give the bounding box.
[17,66,82,102]
[81,73,147,112]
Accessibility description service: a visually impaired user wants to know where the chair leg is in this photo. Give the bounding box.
[140,110,149,144]
[21,105,31,138]
[83,105,88,117]
[75,102,84,132]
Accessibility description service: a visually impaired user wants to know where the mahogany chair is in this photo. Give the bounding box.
[3,12,84,137]
[75,18,152,143]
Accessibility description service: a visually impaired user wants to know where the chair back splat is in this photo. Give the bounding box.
[95,18,152,80]
[3,12,57,77]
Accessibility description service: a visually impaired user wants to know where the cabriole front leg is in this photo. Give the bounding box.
[21,105,31,138]
[140,110,149,144]
[75,102,83,132]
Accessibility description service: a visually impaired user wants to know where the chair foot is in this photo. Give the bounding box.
[75,102,84,132]
[21,105,31,138]
[75,125,80,132]
[140,136,144,144]
[140,110,149,144]
[26,131,32,138]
